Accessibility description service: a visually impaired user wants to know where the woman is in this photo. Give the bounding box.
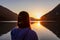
[11,11,38,40]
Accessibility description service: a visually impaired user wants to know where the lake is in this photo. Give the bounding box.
[0,21,60,40]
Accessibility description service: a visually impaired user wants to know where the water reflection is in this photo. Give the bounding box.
[0,21,59,40]
[31,21,59,40]
[31,21,47,31]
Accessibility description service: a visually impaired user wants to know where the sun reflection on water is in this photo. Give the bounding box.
[31,21,50,33]
[37,21,41,27]
[31,21,44,31]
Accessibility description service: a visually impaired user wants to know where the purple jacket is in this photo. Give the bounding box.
[11,28,38,40]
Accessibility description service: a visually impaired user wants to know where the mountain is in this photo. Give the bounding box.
[0,5,18,36]
[30,17,40,21]
[0,5,17,21]
[30,17,40,24]
[40,4,60,38]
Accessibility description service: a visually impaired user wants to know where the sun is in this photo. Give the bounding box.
[35,13,42,19]
[36,15,40,19]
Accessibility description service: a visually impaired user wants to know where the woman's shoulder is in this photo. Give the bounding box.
[11,27,20,33]
[11,27,18,31]
[25,29,38,40]
[28,29,37,35]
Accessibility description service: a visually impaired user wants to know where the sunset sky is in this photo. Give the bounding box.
[0,0,60,18]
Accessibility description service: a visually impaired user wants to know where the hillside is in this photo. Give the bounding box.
[0,5,17,36]
[0,5,17,21]
[40,4,60,38]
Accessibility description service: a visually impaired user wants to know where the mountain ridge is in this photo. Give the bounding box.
[0,5,17,36]
[40,4,60,38]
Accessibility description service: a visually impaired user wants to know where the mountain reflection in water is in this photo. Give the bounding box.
[31,21,59,40]
[0,21,59,40]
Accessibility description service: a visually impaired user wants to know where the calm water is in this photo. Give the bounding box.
[0,21,60,40]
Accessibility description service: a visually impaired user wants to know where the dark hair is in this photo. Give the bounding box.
[18,11,31,29]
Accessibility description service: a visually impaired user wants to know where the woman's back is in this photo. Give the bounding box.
[11,27,38,40]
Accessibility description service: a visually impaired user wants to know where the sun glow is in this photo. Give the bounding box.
[37,21,40,27]
[31,21,44,31]
[35,13,42,19]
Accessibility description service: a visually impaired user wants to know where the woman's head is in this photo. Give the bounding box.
[18,11,30,29]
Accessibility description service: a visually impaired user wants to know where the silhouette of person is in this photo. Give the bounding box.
[11,11,38,40]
